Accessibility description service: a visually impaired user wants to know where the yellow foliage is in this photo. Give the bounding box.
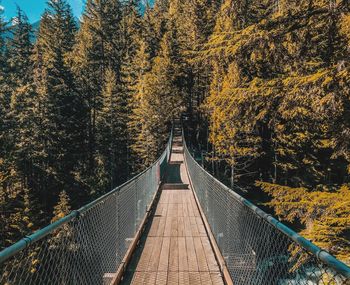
[258,182,350,265]
[340,13,350,47]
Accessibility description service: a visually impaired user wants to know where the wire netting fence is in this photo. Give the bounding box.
[184,139,350,285]
[0,133,173,285]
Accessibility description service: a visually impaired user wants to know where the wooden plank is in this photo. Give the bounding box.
[194,237,209,272]
[210,273,224,285]
[177,203,184,217]
[168,192,174,204]
[136,237,156,271]
[157,217,166,237]
[201,237,220,272]
[131,272,145,285]
[156,272,168,285]
[158,192,166,204]
[173,192,178,204]
[190,216,200,236]
[161,202,168,217]
[174,202,179,216]
[188,272,201,285]
[149,217,160,237]
[164,216,172,237]
[171,217,179,237]
[191,199,200,217]
[184,217,192,237]
[186,237,199,272]
[182,199,189,217]
[196,217,207,237]
[167,272,179,285]
[158,237,170,272]
[178,191,186,203]
[155,203,164,216]
[159,191,169,204]
[169,191,173,204]
[148,237,163,271]
[174,191,179,203]
[178,272,190,285]
[200,272,212,285]
[165,191,171,204]
[144,272,157,285]
[178,237,188,271]
[177,192,183,204]
[183,192,191,205]
[178,217,185,237]
[169,237,179,272]
[168,203,176,217]
[186,199,195,217]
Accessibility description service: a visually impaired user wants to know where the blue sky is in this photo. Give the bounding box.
[0,0,85,23]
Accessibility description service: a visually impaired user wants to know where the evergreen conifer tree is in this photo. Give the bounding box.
[52,190,71,222]
[69,0,126,194]
[33,0,86,208]
[96,68,128,189]
[130,31,184,166]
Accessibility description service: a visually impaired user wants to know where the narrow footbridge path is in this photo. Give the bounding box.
[1,122,350,285]
[121,128,225,285]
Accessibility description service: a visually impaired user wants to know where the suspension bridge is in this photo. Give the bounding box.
[1,122,350,285]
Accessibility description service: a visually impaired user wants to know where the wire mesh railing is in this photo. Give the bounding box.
[0,131,173,285]
[183,136,350,285]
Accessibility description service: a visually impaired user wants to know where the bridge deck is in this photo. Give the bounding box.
[121,132,224,285]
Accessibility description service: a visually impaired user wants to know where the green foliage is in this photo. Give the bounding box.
[0,163,43,249]
[1,0,189,250]
[32,0,89,209]
[7,7,33,85]
[69,0,128,195]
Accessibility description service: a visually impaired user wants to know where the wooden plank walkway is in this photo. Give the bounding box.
[121,132,224,285]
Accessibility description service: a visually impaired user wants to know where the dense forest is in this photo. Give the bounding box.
[0,0,349,266]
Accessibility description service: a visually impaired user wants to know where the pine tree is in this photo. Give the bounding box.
[121,0,143,58]
[0,3,9,165]
[7,7,33,86]
[9,184,42,239]
[7,9,36,188]
[96,68,128,190]
[118,0,144,175]
[50,189,72,280]
[166,0,218,120]
[69,0,125,194]
[130,31,184,166]
[52,191,71,223]
[0,2,14,250]
[0,163,42,249]
[142,0,168,58]
[33,0,87,209]
[127,40,152,170]
[0,162,14,249]
[9,84,38,184]
[0,169,7,249]
[0,3,5,67]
